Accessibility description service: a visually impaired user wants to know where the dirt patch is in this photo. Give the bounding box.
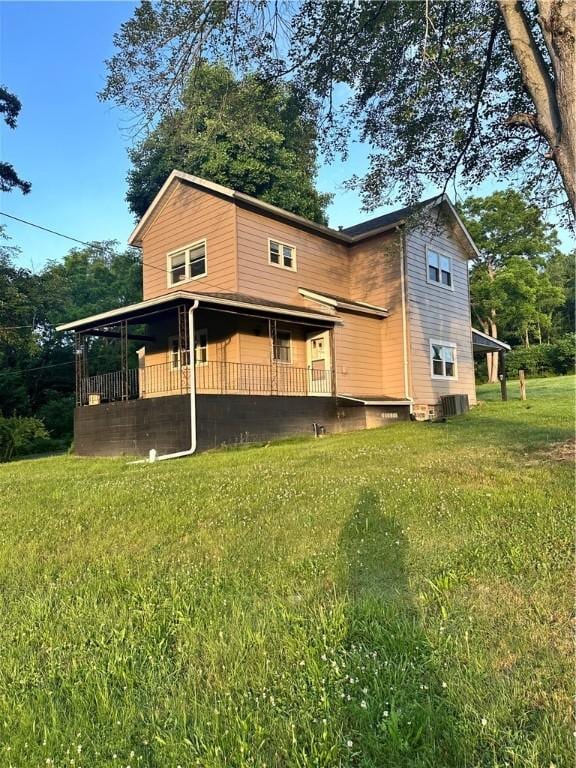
[523,438,575,465]
[543,438,575,463]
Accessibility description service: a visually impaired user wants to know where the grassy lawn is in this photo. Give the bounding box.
[0,376,573,767]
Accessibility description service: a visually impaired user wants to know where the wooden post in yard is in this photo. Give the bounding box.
[519,369,527,400]
[499,350,508,402]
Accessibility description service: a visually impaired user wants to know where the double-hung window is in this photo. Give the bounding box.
[430,341,457,379]
[167,240,207,286]
[427,248,452,288]
[169,329,208,369]
[273,331,292,363]
[269,239,296,271]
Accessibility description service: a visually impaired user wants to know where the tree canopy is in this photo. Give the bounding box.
[126,62,331,223]
[101,0,575,219]
[458,189,567,380]
[0,86,31,195]
[0,240,142,439]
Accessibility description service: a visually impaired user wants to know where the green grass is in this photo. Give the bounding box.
[0,376,573,767]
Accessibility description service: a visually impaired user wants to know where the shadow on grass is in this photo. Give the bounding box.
[445,413,573,455]
[337,488,464,764]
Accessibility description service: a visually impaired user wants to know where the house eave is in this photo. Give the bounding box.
[471,328,511,353]
[56,291,340,333]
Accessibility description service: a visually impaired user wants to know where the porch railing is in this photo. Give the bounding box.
[79,360,333,404]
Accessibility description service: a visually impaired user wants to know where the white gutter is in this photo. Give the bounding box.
[131,301,199,464]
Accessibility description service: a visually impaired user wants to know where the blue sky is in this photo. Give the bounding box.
[1,1,572,272]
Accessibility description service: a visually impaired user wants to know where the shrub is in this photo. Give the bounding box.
[549,333,576,375]
[505,345,555,378]
[502,336,575,379]
[0,415,49,462]
[36,394,74,441]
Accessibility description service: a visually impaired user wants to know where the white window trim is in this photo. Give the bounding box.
[268,238,297,272]
[425,245,454,291]
[194,328,208,367]
[166,239,207,287]
[168,330,209,369]
[168,335,186,370]
[272,330,292,364]
[429,339,458,381]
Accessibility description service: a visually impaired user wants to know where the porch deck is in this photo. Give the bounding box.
[79,359,334,405]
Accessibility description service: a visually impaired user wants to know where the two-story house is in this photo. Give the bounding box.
[57,171,508,457]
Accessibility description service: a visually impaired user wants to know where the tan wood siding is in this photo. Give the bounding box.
[405,218,476,406]
[334,312,384,397]
[349,232,406,398]
[141,184,237,300]
[141,310,316,397]
[236,206,350,307]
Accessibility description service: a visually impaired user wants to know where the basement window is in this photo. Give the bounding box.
[269,239,296,271]
[427,248,452,288]
[430,341,457,379]
[167,240,207,286]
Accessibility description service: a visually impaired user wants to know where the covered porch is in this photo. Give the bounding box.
[57,292,339,406]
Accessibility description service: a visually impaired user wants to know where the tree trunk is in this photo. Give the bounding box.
[498,0,576,215]
[525,327,530,347]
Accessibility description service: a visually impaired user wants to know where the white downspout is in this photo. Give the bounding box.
[399,229,414,414]
[131,300,199,464]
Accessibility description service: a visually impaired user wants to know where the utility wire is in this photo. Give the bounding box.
[0,211,111,251]
[0,210,236,294]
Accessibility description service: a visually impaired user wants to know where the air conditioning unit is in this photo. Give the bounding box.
[440,394,469,417]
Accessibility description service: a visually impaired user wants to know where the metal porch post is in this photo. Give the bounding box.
[178,304,189,394]
[120,320,129,400]
[499,350,508,402]
[329,326,337,397]
[74,331,87,406]
[269,318,278,395]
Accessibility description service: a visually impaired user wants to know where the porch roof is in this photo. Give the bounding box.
[299,288,389,317]
[472,328,511,353]
[337,394,412,406]
[56,290,339,333]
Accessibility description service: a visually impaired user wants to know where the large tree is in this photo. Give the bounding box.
[126,62,331,223]
[101,0,575,219]
[0,86,31,195]
[459,189,565,380]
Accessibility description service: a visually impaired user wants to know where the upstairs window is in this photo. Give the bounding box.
[269,239,296,271]
[427,248,452,288]
[430,341,457,379]
[167,241,207,286]
[273,331,292,363]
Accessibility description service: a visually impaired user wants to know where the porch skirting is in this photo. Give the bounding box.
[73,394,410,457]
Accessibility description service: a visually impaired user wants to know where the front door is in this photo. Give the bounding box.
[306,330,331,395]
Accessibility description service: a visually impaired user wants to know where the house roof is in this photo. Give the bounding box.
[341,196,441,236]
[471,328,511,353]
[127,170,479,257]
[299,288,388,317]
[56,291,338,333]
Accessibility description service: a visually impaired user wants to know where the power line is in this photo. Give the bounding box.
[0,360,74,378]
[0,210,230,292]
[0,211,114,251]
